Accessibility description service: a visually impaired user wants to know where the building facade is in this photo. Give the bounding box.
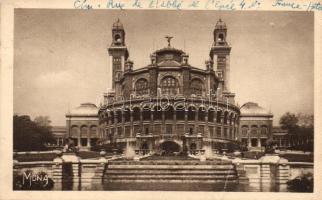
[66,103,101,150]
[239,102,273,151]
[272,127,289,148]
[98,19,240,156]
[51,126,66,147]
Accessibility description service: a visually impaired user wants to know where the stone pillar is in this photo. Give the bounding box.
[92,152,108,184]
[195,109,199,134]
[205,111,209,137]
[87,126,91,148]
[258,138,261,147]
[225,54,230,91]
[151,109,154,134]
[247,130,251,148]
[162,109,165,134]
[114,111,117,141]
[122,110,125,137]
[276,158,290,184]
[62,153,80,186]
[78,127,81,147]
[220,112,224,138]
[184,109,188,134]
[173,109,176,137]
[52,151,63,190]
[260,163,271,184]
[130,110,133,137]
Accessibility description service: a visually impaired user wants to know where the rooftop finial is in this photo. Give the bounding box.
[165,35,173,47]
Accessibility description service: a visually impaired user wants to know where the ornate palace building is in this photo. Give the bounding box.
[98,19,240,156]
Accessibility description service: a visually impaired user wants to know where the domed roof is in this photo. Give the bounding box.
[215,18,227,30]
[67,103,98,117]
[153,46,186,67]
[240,102,272,116]
[112,18,123,30]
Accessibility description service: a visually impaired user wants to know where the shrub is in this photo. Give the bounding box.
[287,173,313,192]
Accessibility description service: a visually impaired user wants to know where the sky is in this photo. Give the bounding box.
[13,9,314,126]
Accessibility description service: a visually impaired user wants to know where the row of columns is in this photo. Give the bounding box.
[104,108,238,140]
[70,127,97,148]
[243,137,263,148]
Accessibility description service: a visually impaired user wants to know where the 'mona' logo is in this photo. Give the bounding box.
[22,171,49,187]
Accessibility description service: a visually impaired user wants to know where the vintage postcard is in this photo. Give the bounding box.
[0,0,321,199]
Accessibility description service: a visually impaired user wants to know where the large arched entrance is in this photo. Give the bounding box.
[160,141,181,156]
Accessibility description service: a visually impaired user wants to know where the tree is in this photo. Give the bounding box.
[34,116,52,128]
[13,115,55,151]
[297,113,314,128]
[279,112,314,152]
[279,112,299,134]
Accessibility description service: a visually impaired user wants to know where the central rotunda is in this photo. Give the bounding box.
[98,19,240,157]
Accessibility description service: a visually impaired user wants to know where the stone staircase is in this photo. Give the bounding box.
[103,158,239,190]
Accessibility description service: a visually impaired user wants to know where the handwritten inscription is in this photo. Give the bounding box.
[272,0,322,11]
[106,0,125,9]
[149,0,183,10]
[73,0,322,11]
[272,0,302,9]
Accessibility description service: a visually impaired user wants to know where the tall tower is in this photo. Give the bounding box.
[210,19,231,93]
[108,19,129,97]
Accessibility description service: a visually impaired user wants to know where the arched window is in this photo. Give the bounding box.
[124,108,130,122]
[208,108,215,122]
[115,34,121,41]
[80,126,88,137]
[135,78,149,96]
[161,76,178,95]
[116,110,122,123]
[216,110,222,123]
[153,106,162,121]
[165,106,174,120]
[71,126,79,137]
[110,111,114,124]
[251,125,258,135]
[90,126,97,136]
[261,125,268,135]
[218,33,224,41]
[223,111,228,124]
[229,114,234,125]
[198,107,206,121]
[133,107,140,121]
[191,79,203,95]
[188,106,196,121]
[142,107,151,121]
[241,125,248,135]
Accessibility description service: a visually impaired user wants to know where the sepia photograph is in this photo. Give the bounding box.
[11,9,314,193]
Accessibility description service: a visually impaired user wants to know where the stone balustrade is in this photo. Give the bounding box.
[13,152,313,191]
